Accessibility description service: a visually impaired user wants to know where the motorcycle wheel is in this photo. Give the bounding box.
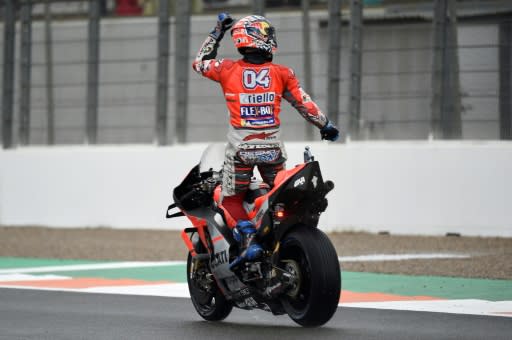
[279,225,341,327]
[187,251,233,321]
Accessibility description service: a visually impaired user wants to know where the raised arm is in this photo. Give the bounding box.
[192,13,234,76]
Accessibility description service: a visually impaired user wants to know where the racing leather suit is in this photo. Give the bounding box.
[192,35,328,198]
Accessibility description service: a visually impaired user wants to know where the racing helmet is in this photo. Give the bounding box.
[231,15,278,55]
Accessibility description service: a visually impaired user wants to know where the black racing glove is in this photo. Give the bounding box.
[209,12,235,41]
[320,120,340,141]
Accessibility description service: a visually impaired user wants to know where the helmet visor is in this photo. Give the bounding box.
[247,22,276,47]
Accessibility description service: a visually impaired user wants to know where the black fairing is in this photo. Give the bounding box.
[172,165,236,248]
[172,164,212,218]
[268,161,332,241]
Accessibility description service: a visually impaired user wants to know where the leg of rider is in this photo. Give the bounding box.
[230,220,264,270]
[221,147,252,222]
[258,159,285,188]
[223,147,263,270]
[230,161,285,270]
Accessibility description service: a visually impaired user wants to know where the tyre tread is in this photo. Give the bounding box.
[281,226,341,327]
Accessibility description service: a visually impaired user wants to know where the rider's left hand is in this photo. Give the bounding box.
[320,120,340,141]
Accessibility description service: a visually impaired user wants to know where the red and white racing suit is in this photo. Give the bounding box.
[192,35,328,199]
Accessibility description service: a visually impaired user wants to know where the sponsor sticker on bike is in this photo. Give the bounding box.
[294,176,306,188]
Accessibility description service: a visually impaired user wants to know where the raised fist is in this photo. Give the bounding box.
[209,12,235,41]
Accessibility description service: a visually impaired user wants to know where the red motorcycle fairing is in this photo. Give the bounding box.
[214,163,307,230]
[180,214,208,257]
[167,145,340,326]
[213,186,246,229]
[247,164,306,229]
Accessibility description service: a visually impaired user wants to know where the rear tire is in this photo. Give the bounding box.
[279,226,341,327]
[187,251,232,321]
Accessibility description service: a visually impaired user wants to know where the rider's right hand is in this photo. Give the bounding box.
[209,12,234,41]
[218,13,234,31]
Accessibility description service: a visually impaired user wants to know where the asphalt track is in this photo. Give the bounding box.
[1,288,511,340]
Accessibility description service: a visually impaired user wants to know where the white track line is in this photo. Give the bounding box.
[0,274,70,281]
[339,253,470,262]
[0,261,186,274]
[0,254,471,274]
[1,283,510,318]
[341,299,512,318]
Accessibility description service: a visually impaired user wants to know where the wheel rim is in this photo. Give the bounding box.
[282,259,301,297]
[188,258,217,315]
[280,242,312,314]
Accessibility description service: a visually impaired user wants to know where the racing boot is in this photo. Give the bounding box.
[229,220,263,270]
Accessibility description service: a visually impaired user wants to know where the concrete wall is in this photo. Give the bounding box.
[1,142,511,236]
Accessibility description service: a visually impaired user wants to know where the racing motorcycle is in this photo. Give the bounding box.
[166,144,341,327]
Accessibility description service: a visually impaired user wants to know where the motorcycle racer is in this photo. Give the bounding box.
[192,13,340,268]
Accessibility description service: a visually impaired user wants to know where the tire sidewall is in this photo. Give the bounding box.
[280,225,341,327]
[187,252,233,321]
